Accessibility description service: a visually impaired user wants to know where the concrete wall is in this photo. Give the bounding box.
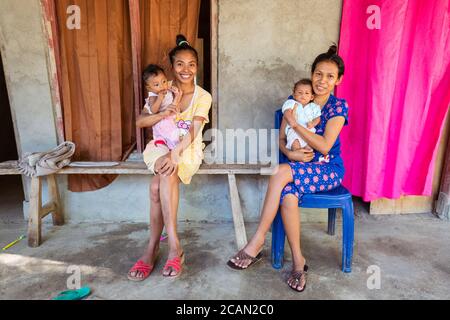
[215,0,343,221]
[1,0,343,223]
[218,0,342,135]
[0,0,60,203]
[0,0,59,156]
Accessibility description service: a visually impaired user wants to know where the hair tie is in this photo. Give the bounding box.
[178,40,190,46]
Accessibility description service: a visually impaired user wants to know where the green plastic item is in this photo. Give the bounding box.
[52,287,91,301]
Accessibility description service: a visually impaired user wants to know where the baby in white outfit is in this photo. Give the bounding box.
[282,79,321,151]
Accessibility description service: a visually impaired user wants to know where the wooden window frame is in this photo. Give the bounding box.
[210,0,219,150]
[41,0,219,155]
[128,0,144,152]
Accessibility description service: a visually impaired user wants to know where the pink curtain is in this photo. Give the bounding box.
[338,0,450,201]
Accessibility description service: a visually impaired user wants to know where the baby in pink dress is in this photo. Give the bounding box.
[142,65,184,174]
[142,64,181,150]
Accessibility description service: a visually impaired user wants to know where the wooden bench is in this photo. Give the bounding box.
[0,161,271,249]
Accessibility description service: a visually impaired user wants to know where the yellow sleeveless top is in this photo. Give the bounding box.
[175,85,212,184]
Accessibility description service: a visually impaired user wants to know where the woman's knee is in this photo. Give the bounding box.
[281,194,298,212]
[160,169,180,185]
[270,164,292,184]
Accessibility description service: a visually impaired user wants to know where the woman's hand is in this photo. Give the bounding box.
[287,148,315,163]
[284,107,298,129]
[154,151,178,176]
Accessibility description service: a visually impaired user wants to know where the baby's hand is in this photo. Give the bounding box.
[157,91,166,100]
[171,87,183,105]
[170,86,179,94]
[160,104,178,117]
[308,117,321,129]
[170,86,183,97]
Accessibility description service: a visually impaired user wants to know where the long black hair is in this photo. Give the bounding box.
[312,45,345,78]
[168,34,199,65]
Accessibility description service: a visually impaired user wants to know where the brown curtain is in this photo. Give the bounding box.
[140,0,201,78]
[56,0,135,192]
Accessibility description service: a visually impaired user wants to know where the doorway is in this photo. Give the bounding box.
[198,0,211,93]
[0,52,24,223]
[198,0,213,136]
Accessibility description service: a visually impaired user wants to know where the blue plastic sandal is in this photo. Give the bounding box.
[52,287,91,300]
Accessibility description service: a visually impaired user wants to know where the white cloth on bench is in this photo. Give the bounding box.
[18,142,76,177]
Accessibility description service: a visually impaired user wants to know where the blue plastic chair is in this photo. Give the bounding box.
[271,109,354,273]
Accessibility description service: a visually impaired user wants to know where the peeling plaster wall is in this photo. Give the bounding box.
[0,0,58,156]
[2,0,343,223]
[0,0,59,204]
[218,0,343,137]
[214,0,344,222]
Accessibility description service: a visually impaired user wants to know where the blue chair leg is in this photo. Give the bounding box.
[328,208,336,236]
[271,210,286,269]
[341,200,354,273]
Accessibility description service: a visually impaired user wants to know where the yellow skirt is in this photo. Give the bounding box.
[143,140,203,185]
[177,147,203,185]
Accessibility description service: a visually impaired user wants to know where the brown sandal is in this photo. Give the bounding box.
[227,249,263,270]
[287,264,309,292]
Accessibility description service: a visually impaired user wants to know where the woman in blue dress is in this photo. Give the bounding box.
[227,45,349,292]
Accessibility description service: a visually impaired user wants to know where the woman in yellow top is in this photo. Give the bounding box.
[128,35,212,281]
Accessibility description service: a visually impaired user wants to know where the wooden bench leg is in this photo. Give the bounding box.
[28,177,42,248]
[27,175,64,248]
[47,175,64,226]
[228,174,248,249]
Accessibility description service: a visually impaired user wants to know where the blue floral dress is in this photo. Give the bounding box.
[280,95,349,206]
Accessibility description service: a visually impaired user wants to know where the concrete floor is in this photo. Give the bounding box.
[1,177,450,300]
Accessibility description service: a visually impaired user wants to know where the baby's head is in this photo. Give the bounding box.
[293,79,315,106]
[143,64,169,94]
